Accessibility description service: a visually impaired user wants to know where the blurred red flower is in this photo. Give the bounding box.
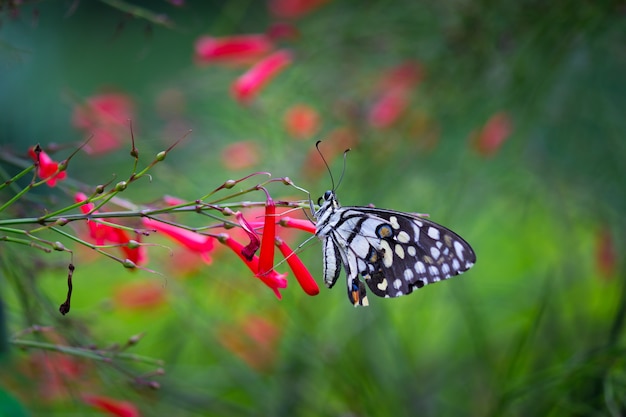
[284,104,321,140]
[28,146,67,187]
[471,112,513,157]
[72,93,134,155]
[219,315,282,372]
[75,193,147,265]
[221,141,260,170]
[231,50,293,103]
[113,280,167,310]
[194,34,274,65]
[21,351,85,401]
[595,228,617,279]
[266,22,300,41]
[368,92,411,129]
[268,0,331,19]
[83,394,141,417]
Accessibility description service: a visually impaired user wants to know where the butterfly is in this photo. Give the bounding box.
[314,189,476,306]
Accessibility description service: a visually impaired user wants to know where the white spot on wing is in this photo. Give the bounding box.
[397,231,410,243]
[428,227,440,240]
[430,247,440,259]
[454,241,465,261]
[404,268,414,281]
[395,244,405,259]
[415,261,426,274]
[452,259,460,271]
[389,216,400,229]
[429,265,439,276]
[380,240,393,268]
[393,279,402,289]
[377,279,388,291]
[407,246,417,256]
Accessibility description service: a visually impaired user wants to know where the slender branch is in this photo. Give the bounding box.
[10,339,165,366]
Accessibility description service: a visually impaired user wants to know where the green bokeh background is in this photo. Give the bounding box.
[1,1,625,416]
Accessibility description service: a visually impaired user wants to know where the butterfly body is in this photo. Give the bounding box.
[314,190,476,306]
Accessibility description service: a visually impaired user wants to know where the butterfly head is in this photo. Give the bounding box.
[314,190,340,220]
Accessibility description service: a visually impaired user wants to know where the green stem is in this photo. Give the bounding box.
[11,339,165,366]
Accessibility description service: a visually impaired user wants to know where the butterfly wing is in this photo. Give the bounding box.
[329,207,476,302]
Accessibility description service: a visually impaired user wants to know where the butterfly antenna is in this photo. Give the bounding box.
[316,140,335,191]
[335,148,351,192]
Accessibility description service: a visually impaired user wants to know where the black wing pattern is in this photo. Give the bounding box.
[323,207,475,305]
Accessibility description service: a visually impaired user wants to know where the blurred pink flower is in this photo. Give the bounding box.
[368,92,411,129]
[231,50,293,103]
[284,104,321,140]
[194,34,273,65]
[268,0,331,19]
[28,146,67,187]
[72,93,134,155]
[471,112,513,157]
[368,61,423,129]
[221,141,260,170]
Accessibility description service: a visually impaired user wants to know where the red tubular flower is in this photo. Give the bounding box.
[276,237,319,295]
[258,198,276,276]
[141,217,215,264]
[194,34,274,65]
[236,211,261,260]
[28,147,67,187]
[471,112,513,157]
[71,93,134,155]
[83,394,140,417]
[279,217,316,234]
[231,50,293,103]
[218,234,287,299]
[268,0,331,19]
[75,193,146,265]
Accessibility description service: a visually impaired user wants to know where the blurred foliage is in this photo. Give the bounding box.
[1,0,625,416]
